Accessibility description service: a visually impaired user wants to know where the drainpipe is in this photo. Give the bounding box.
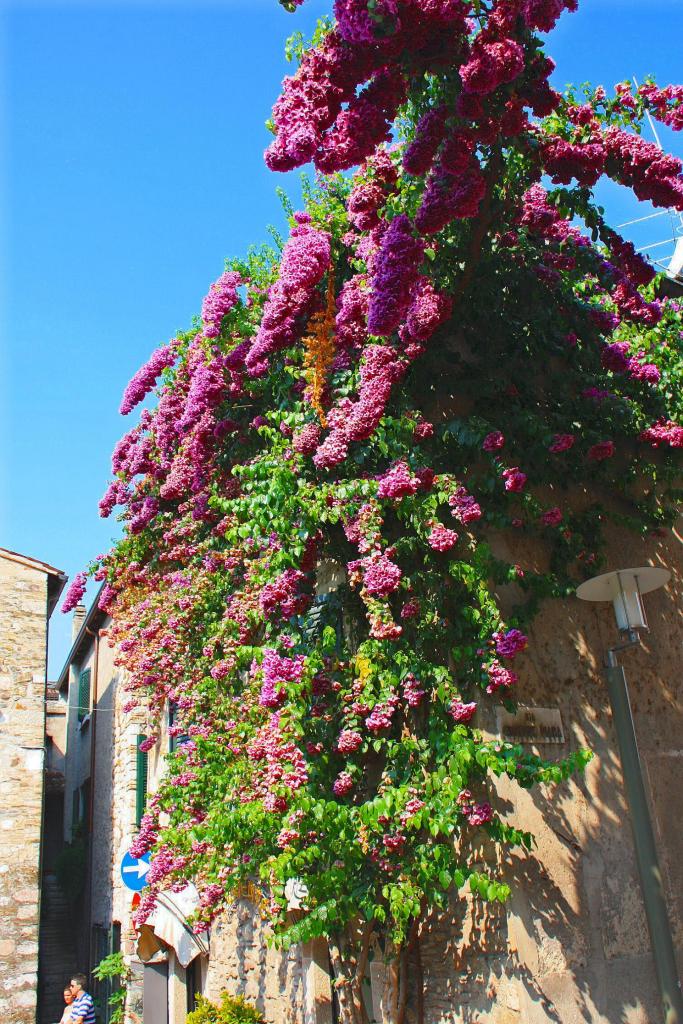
[86,625,101,977]
[606,634,683,1024]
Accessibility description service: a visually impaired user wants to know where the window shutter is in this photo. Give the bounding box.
[136,735,148,826]
[77,668,91,722]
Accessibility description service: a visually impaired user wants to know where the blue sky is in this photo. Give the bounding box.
[1,0,681,675]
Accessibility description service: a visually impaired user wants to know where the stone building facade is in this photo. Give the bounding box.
[37,522,682,1024]
[0,547,65,1024]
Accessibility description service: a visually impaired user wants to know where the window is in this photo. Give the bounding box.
[168,702,189,754]
[136,735,148,826]
[77,668,91,722]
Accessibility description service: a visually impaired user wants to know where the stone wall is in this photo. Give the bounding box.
[0,554,51,1023]
[206,900,306,1022]
[399,524,683,1024]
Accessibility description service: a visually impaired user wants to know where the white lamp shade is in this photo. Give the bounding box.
[576,567,670,632]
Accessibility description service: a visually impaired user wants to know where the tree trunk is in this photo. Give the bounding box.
[381,942,401,1024]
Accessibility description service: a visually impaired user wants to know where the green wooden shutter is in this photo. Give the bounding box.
[136,735,148,826]
[77,668,91,722]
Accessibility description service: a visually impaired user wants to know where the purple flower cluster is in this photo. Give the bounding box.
[247,215,331,372]
[403,106,448,177]
[367,215,424,336]
[259,649,305,709]
[61,572,88,613]
[449,699,477,722]
[428,523,458,551]
[494,628,528,659]
[376,461,419,499]
[449,486,482,524]
[201,271,242,338]
[363,554,403,597]
[120,345,175,416]
[259,569,308,619]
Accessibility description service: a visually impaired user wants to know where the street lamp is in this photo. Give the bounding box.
[577,567,682,1024]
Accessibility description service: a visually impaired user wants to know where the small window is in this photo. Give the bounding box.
[77,668,91,722]
[168,702,189,754]
[136,735,148,826]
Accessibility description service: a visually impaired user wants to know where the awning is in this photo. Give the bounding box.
[137,884,209,968]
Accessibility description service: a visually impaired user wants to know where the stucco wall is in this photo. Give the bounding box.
[0,555,50,1023]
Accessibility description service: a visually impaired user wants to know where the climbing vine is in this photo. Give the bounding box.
[62,2,683,1022]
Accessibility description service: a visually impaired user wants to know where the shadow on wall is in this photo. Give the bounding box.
[497,526,681,1024]
[408,527,681,1024]
[209,899,304,1024]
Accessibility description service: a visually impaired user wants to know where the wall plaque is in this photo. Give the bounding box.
[496,706,565,744]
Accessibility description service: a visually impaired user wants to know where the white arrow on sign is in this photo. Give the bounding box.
[123,859,150,880]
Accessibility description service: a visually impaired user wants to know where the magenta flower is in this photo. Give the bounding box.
[465,802,493,826]
[494,628,528,659]
[541,507,563,527]
[502,467,527,492]
[61,571,88,613]
[482,431,505,452]
[367,215,424,337]
[333,771,354,796]
[587,440,615,461]
[119,344,175,417]
[449,700,477,723]
[377,461,419,499]
[337,729,363,754]
[549,433,575,453]
[428,524,459,551]
[363,555,402,597]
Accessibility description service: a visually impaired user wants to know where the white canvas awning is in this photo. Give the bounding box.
[137,884,209,968]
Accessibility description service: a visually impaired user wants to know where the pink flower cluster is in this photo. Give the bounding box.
[337,728,363,753]
[449,699,477,722]
[449,485,483,525]
[362,553,403,597]
[482,431,505,452]
[259,649,305,709]
[333,771,354,796]
[639,419,683,448]
[502,467,527,492]
[201,271,242,338]
[120,344,175,416]
[61,571,88,613]
[402,673,425,706]
[377,461,419,499]
[428,523,458,551]
[485,659,519,694]
[259,568,308,619]
[247,215,331,373]
[494,628,528,659]
[460,33,525,96]
[365,693,399,732]
[549,433,575,453]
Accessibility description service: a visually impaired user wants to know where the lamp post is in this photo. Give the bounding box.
[577,567,682,1024]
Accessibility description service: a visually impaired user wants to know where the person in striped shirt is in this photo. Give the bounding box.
[69,975,95,1024]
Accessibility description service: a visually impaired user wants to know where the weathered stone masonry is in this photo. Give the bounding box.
[0,549,64,1024]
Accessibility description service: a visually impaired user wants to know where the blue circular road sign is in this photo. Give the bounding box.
[120,850,151,892]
